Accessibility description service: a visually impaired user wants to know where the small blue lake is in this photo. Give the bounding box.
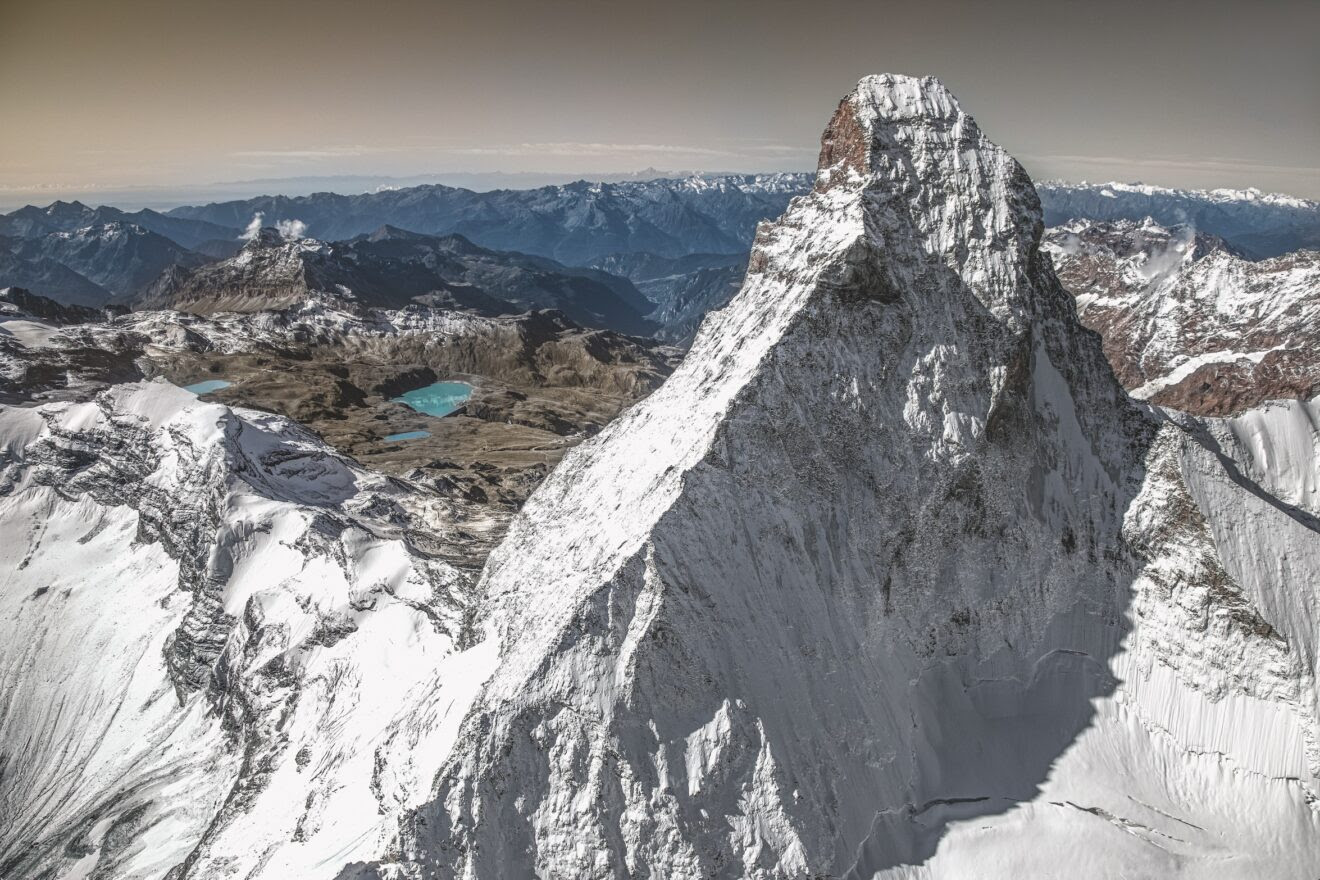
[392,381,471,417]
[383,430,432,442]
[183,379,232,395]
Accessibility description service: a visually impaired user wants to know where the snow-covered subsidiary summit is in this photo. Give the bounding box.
[1045,218,1320,415]
[3,75,1319,879]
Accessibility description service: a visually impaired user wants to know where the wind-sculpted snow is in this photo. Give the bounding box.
[375,75,1320,878]
[0,381,484,878]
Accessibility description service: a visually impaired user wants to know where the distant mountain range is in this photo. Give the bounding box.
[0,199,237,250]
[164,173,810,265]
[1,175,1316,345]
[1045,216,1320,414]
[1036,181,1320,258]
[11,222,206,301]
[0,249,113,307]
[0,176,811,334]
[139,225,658,336]
[589,251,748,343]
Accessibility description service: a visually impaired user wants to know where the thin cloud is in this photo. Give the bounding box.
[241,212,264,240]
[276,218,307,239]
[1023,153,1320,177]
[439,141,817,164]
[231,146,400,160]
[445,142,738,158]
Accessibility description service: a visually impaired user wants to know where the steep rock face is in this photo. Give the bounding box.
[0,382,476,879]
[9,222,207,300]
[2,76,1317,880]
[136,231,328,314]
[385,75,1320,878]
[1046,218,1320,414]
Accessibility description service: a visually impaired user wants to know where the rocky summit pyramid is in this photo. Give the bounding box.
[382,75,1320,877]
[3,75,1317,880]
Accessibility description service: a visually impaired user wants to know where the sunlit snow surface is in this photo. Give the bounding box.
[0,380,488,878]
[388,75,1320,879]
[0,318,58,348]
[1044,217,1320,408]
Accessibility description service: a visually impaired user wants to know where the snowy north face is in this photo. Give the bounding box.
[3,74,1320,879]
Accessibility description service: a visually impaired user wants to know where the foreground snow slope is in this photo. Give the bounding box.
[379,76,1320,878]
[0,381,482,879]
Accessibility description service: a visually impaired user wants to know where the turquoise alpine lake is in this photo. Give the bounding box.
[183,379,232,395]
[391,381,471,417]
[383,430,432,442]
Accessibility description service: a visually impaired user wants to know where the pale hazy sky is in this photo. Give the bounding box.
[2,0,1317,204]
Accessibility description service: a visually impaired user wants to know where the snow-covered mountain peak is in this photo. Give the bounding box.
[1037,180,1320,258]
[366,74,1320,879]
[1044,216,1236,286]
[240,225,321,251]
[474,74,1077,661]
[816,73,967,183]
[1047,216,1320,413]
[851,72,964,123]
[810,73,1043,327]
[469,71,1136,711]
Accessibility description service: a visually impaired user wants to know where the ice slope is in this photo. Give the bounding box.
[380,75,1320,878]
[0,381,478,879]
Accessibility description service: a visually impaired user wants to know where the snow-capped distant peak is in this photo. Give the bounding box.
[1041,179,1317,209]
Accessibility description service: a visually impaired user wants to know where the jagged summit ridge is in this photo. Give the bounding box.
[370,74,1320,879]
[467,72,1076,686]
[810,74,1044,325]
[818,74,965,183]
